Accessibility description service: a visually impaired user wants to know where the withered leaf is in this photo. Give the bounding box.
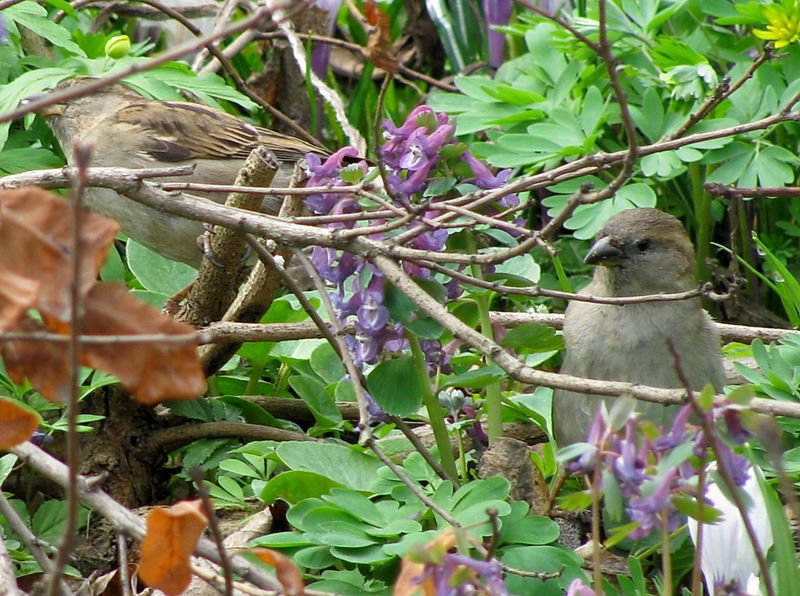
[252,548,305,596]
[139,500,208,595]
[0,268,39,331]
[2,317,71,403]
[0,396,41,450]
[0,187,119,321]
[82,283,206,404]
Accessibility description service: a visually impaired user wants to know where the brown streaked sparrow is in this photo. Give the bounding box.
[552,208,726,446]
[40,78,327,267]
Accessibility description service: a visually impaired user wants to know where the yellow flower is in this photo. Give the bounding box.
[754,3,800,48]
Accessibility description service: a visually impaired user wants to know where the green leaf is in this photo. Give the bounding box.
[366,357,423,417]
[126,239,196,295]
[32,501,89,544]
[756,466,800,594]
[502,545,586,594]
[260,471,344,505]
[499,516,560,546]
[501,323,564,353]
[250,531,315,548]
[288,375,342,426]
[442,364,505,389]
[5,2,86,57]
[0,66,73,150]
[0,454,18,487]
[294,545,339,569]
[322,488,385,526]
[302,507,377,547]
[309,343,346,385]
[330,544,393,564]
[493,253,541,285]
[276,442,381,491]
[125,67,257,111]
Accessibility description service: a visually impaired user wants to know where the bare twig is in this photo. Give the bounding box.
[190,467,234,596]
[46,144,91,595]
[11,442,283,590]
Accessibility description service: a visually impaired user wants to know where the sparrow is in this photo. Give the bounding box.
[552,208,726,446]
[39,78,328,267]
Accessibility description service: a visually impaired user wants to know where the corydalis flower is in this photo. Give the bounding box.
[382,106,455,198]
[305,147,365,214]
[754,2,800,48]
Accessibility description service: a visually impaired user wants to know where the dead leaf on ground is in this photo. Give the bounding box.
[138,500,208,595]
[251,548,305,596]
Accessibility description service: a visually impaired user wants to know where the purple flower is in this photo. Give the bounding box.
[627,469,678,539]
[566,578,595,596]
[353,332,379,365]
[416,552,508,596]
[484,0,513,68]
[462,152,520,211]
[304,147,364,214]
[722,408,751,444]
[357,297,390,335]
[715,443,750,487]
[311,247,358,283]
[411,227,449,251]
[568,411,606,474]
[654,403,692,452]
[613,421,647,496]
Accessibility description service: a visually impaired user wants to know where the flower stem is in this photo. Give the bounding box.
[660,513,672,595]
[465,232,503,444]
[408,334,458,482]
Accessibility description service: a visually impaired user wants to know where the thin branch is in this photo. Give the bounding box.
[46,144,90,595]
[11,442,283,590]
[670,46,774,140]
[190,467,234,596]
[705,182,800,199]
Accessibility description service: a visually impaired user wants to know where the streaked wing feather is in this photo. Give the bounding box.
[112,101,326,163]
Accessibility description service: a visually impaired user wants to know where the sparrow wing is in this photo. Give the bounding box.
[111,101,326,162]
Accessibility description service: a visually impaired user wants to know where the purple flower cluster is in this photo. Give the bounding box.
[414,552,508,595]
[304,106,520,378]
[565,400,752,540]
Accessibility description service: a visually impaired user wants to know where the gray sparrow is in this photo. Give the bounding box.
[552,208,726,446]
[40,78,327,267]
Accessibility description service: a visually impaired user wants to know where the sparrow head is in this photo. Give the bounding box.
[586,208,696,295]
[33,77,143,147]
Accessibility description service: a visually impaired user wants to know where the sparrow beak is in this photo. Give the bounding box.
[36,103,66,117]
[22,93,65,117]
[585,235,623,266]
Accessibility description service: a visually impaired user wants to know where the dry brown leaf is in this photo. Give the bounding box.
[0,269,39,332]
[365,1,399,72]
[251,548,305,596]
[138,500,208,595]
[0,187,119,321]
[1,317,71,403]
[393,559,434,596]
[82,283,206,404]
[0,396,41,449]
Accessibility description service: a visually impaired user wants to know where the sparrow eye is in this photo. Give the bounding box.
[636,238,652,252]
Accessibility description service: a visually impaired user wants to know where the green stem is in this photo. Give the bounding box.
[660,513,672,594]
[465,233,503,445]
[244,357,267,396]
[408,334,458,482]
[689,163,711,283]
[552,252,573,294]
